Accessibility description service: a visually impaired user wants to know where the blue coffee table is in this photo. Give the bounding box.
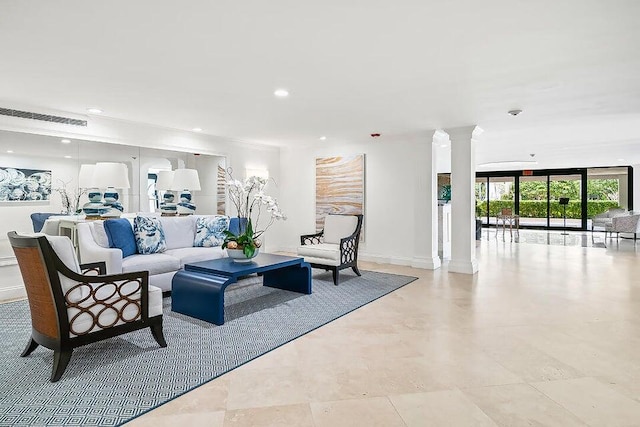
[172,253,312,325]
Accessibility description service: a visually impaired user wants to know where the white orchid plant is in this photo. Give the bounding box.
[223,168,286,257]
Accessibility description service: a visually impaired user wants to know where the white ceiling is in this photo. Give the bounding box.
[0,0,639,168]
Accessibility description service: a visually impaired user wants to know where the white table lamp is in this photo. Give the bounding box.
[171,168,201,215]
[156,170,177,215]
[92,162,130,218]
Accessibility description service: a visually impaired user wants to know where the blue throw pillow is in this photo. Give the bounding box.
[194,216,230,247]
[104,218,137,258]
[134,215,167,254]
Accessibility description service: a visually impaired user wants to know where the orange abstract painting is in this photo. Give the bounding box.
[316,154,365,237]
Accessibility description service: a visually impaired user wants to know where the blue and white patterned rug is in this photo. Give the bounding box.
[0,270,416,426]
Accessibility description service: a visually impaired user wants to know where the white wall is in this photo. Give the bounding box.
[278,136,428,265]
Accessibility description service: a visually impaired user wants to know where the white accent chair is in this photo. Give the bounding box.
[606,213,640,240]
[297,214,363,285]
[591,208,627,234]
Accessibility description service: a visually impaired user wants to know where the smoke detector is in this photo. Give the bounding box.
[508,109,523,116]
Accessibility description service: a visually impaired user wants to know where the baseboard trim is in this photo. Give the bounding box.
[278,246,418,268]
[411,256,441,270]
[447,259,479,275]
[0,285,26,302]
[0,256,17,267]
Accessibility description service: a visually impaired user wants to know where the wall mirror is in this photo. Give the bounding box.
[0,129,226,258]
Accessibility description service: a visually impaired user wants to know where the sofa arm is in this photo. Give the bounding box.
[77,222,123,274]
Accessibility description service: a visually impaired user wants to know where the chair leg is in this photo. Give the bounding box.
[51,350,72,382]
[352,266,362,276]
[332,269,339,286]
[21,337,39,357]
[150,322,167,348]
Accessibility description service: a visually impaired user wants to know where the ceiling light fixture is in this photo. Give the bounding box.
[87,108,103,114]
[61,139,71,144]
[274,89,289,97]
[507,109,523,116]
[64,155,72,159]
[319,136,327,141]
[192,127,203,132]
[6,150,14,153]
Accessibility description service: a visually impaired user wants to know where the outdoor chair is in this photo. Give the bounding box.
[8,231,166,382]
[297,214,363,285]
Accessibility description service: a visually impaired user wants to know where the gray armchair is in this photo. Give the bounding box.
[591,208,627,234]
[606,213,640,240]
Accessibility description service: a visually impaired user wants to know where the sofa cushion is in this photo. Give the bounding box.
[134,215,167,254]
[194,215,229,247]
[297,243,340,261]
[323,215,358,244]
[165,247,226,268]
[122,253,180,275]
[301,255,341,267]
[104,218,137,258]
[160,216,197,250]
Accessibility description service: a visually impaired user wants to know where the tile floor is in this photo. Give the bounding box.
[120,232,640,426]
[2,230,639,426]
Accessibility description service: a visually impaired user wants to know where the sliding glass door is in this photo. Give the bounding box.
[549,174,582,229]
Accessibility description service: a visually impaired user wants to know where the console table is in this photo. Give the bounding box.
[172,253,312,325]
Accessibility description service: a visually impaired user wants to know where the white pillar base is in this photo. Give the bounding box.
[411,256,441,270]
[448,259,479,275]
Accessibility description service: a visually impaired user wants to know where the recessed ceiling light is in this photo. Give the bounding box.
[87,108,103,114]
[6,150,14,153]
[274,89,289,97]
[192,127,203,132]
[319,136,327,141]
[64,155,72,159]
[507,109,523,116]
[61,139,71,144]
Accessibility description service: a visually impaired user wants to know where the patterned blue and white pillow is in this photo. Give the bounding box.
[193,215,230,247]
[134,215,167,254]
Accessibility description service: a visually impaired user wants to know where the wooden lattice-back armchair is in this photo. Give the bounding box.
[8,231,166,382]
[297,214,363,285]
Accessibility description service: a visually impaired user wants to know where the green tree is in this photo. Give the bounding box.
[587,179,619,201]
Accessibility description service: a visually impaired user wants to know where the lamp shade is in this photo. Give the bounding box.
[92,162,130,189]
[171,168,201,191]
[155,170,175,190]
[78,164,96,188]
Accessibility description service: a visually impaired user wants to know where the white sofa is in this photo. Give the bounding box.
[77,215,227,292]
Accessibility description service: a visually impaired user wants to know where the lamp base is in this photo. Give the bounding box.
[177,202,196,215]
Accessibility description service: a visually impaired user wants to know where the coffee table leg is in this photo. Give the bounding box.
[263,262,312,294]
[172,271,233,325]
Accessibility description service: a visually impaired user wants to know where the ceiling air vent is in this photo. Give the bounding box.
[0,107,87,127]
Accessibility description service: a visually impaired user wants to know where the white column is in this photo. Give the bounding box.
[411,131,443,270]
[446,125,481,274]
[633,165,640,211]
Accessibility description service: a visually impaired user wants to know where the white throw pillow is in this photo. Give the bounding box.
[193,215,230,247]
[134,215,167,254]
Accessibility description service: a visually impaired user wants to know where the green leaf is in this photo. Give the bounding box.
[244,244,255,258]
